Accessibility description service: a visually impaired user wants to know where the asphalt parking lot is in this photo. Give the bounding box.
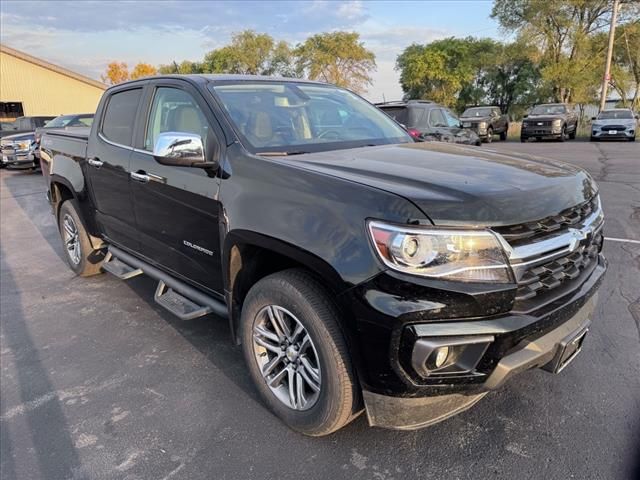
[1,139,639,480]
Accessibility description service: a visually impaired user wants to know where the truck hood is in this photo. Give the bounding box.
[460,115,491,122]
[525,114,566,122]
[285,142,596,226]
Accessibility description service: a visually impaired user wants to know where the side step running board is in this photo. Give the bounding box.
[103,245,228,321]
[102,251,143,279]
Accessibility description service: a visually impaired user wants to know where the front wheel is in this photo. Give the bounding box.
[500,126,508,141]
[240,269,360,436]
[569,126,576,139]
[58,200,104,276]
[559,125,567,142]
[484,127,493,143]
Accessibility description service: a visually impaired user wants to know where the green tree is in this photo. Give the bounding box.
[491,0,615,103]
[396,38,476,106]
[202,30,295,76]
[158,60,204,74]
[610,21,640,108]
[294,32,376,93]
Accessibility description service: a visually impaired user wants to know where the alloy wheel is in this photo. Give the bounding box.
[62,214,81,265]
[252,305,321,411]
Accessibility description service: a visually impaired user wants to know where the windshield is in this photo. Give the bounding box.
[530,105,566,115]
[46,115,93,128]
[209,81,411,153]
[462,107,492,117]
[597,110,633,120]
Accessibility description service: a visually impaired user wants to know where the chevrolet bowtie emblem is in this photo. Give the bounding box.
[568,227,589,251]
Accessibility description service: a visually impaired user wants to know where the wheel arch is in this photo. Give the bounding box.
[222,230,354,346]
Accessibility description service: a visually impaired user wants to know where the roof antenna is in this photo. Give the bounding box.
[382,93,386,103]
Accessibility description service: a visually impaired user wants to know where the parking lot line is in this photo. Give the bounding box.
[604,237,640,245]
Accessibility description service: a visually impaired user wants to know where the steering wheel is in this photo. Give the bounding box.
[317,129,342,140]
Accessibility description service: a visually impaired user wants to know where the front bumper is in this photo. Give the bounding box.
[353,253,605,430]
[521,126,563,138]
[1,150,38,169]
[591,128,634,139]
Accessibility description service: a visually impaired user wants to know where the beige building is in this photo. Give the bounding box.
[0,44,106,121]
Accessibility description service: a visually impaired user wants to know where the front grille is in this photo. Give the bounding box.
[524,121,552,127]
[601,125,626,132]
[514,231,603,303]
[494,196,599,246]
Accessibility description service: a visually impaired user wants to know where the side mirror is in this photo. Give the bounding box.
[523,114,529,118]
[591,117,597,121]
[635,115,639,120]
[153,132,217,169]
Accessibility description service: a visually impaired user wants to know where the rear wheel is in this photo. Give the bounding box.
[240,269,359,436]
[58,200,104,276]
[500,126,508,141]
[569,126,576,140]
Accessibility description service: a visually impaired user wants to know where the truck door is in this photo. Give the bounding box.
[129,82,224,294]
[85,87,142,250]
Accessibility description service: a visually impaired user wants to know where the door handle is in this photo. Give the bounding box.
[130,172,150,183]
[87,158,103,168]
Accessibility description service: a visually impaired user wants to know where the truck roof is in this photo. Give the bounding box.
[109,74,329,91]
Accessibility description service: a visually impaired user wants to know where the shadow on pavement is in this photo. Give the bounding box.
[0,247,85,480]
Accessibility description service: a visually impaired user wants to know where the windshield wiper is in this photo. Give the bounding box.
[257,151,310,156]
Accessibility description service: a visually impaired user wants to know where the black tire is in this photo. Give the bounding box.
[630,136,636,142]
[240,269,359,436]
[590,136,597,142]
[520,135,527,143]
[58,200,104,276]
[500,126,508,141]
[484,127,493,143]
[559,125,567,142]
[569,127,576,140]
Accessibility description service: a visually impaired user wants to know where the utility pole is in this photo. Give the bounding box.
[599,0,620,112]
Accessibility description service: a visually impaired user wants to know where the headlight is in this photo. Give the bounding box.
[368,221,512,283]
[16,141,32,150]
[552,119,562,127]
[478,121,487,128]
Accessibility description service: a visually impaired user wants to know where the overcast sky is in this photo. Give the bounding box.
[1,0,502,101]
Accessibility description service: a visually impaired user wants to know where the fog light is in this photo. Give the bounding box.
[434,346,449,368]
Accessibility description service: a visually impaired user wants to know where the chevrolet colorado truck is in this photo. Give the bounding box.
[521,103,579,142]
[460,106,509,143]
[40,75,606,436]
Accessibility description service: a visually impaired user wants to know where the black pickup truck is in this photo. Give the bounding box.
[460,106,509,143]
[40,75,606,436]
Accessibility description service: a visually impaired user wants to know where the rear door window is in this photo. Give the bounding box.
[101,88,142,147]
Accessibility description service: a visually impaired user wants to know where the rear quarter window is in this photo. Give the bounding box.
[101,89,142,146]
[380,107,408,125]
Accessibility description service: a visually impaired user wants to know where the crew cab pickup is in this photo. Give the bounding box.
[40,75,606,436]
[460,106,509,143]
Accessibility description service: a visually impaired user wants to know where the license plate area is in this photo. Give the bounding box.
[608,130,617,134]
[543,327,589,373]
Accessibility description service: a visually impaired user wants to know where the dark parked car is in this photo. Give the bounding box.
[1,131,38,169]
[41,75,605,435]
[0,115,54,138]
[590,108,637,142]
[378,100,481,145]
[460,106,509,142]
[521,103,578,142]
